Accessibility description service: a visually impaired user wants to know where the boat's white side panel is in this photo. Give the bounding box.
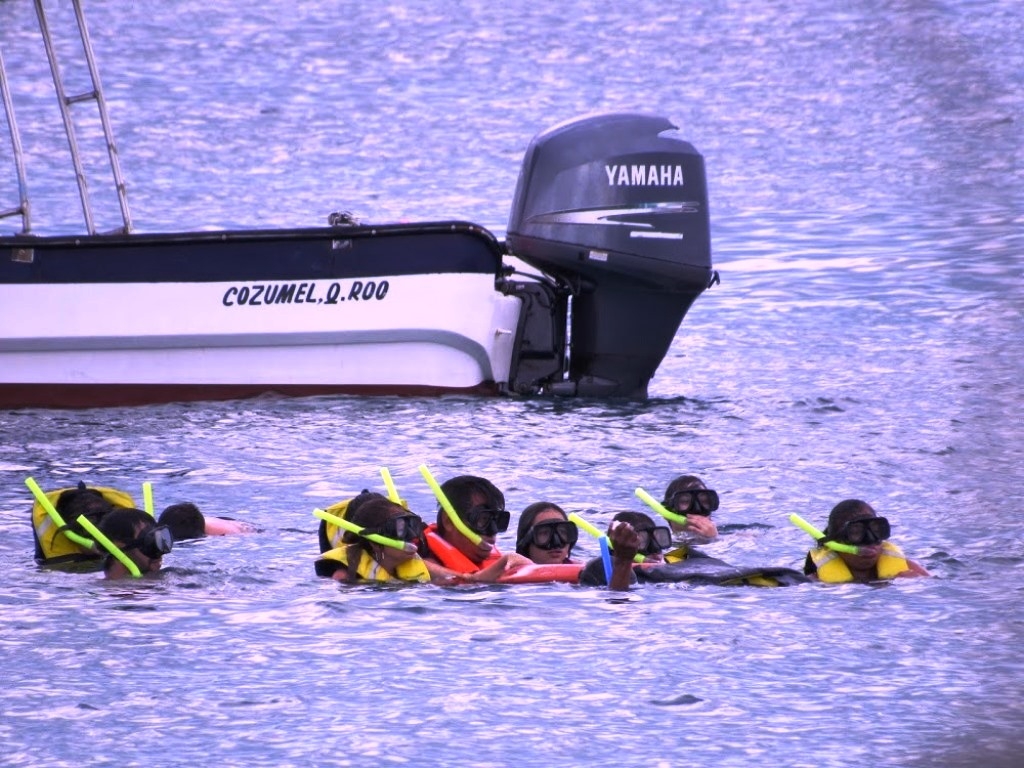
[0,273,522,388]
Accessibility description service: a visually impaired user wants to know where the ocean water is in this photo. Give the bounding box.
[1,1,1022,766]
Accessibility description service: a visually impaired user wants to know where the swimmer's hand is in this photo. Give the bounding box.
[609,521,640,563]
[682,514,718,540]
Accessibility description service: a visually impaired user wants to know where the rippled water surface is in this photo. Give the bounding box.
[2,1,1022,766]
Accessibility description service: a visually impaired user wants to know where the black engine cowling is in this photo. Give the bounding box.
[506,113,715,397]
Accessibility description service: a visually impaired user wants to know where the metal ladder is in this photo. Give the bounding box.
[1,0,133,234]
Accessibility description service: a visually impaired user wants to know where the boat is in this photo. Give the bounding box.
[0,1,717,409]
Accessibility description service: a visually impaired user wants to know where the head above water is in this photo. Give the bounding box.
[436,475,506,535]
[516,501,569,551]
[343,497,423,552]
[97,507,171,577]
[825,499,877,538]
[516,501,576,563]
[158,502,206,540]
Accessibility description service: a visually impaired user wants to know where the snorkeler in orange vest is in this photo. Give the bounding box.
[420,475,530,583]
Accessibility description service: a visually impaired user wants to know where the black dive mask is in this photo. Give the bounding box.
[524,520,579,551]
[834,517,890,546]
[127,525,174,559]
[374,514,424,542]
[635,525,673,555]
[664,488,720,516]
[464,506,511,536]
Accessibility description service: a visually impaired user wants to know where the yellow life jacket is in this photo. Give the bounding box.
[32,486,136,564]
[664,545,689,564]
[807,541,910,583]
[315,546,430,583]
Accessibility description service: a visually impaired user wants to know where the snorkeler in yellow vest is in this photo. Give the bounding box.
[316,491,408,553]
[31,481,136,565]
[803,499,930,583]
[314,496,430,583]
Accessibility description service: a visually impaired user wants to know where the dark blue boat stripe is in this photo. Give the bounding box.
[0,221,502,284]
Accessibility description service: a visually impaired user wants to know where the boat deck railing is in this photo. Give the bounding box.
[1,0,133,235]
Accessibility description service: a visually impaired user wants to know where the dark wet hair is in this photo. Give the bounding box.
[98,507,155,547]
[824,499,876,538]
[516,502,569,556]
[661,474,706,507]
[56,482,114,536]
[436,475,504,534]
[158,502,206,541]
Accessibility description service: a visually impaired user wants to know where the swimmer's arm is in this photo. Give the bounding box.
[462,553,530,584]
[607,522,641,592]
[421,559,464,585]
[204,517,258,536]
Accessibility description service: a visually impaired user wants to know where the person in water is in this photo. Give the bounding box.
[318,490,407,553]
[32,481,134,565]
[96,507,173,580]
[158,502,259,541]
[420,475,530,583]
[661,474,719,542]
[803,499,930,583]
[515,502,579,565]
[578,511,672,589]
[315,497,431,584]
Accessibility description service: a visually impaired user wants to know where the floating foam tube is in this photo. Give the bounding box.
[599,537,614,584]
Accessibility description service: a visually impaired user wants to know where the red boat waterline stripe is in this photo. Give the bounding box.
[0,382,500,410]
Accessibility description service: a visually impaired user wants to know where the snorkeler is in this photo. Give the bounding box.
[660,474,720,543]
[802,499,930,583]
[158,502,260,541]
[30,480,135,566]
[419,475,530,583]
[515,502,579,565]
[315,497,432,584]
[96,507,174,580]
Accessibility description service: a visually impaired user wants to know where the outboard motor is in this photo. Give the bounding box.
[506,113,714,397]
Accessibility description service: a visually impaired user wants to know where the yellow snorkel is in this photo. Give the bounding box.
[313,508,416,552]
[379,467,401,503]
[417,464,483,546]
[634,487,690,527]
[25,477,95,550]
[788,513,860,555]
[142,482,155,517]
[75,515,142,578]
